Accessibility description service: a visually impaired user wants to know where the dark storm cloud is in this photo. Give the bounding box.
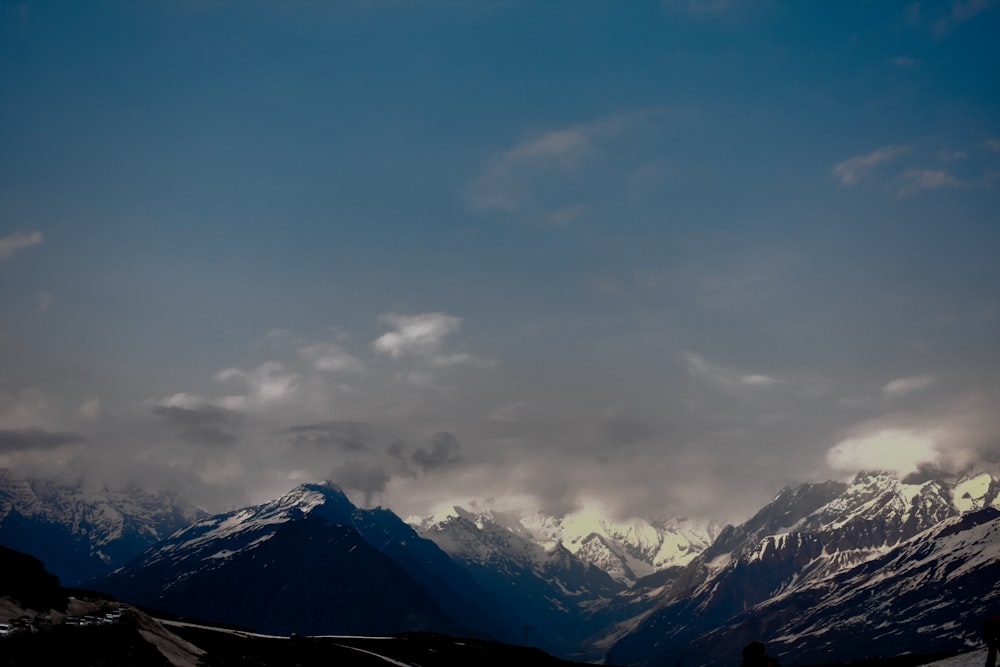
[411,431,461,472]
[152,405,240,447]
[0,427,86,452]
[285,420,372,451]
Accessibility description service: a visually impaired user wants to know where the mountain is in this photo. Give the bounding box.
[0,469,204,584]
[519,505,721,585]
[611,470,1000,666]
[413,505,627,657]
[412,502,720,586]
[666,507,1000,666]
[90,483,519,640]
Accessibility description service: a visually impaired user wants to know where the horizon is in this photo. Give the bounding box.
[2,1,999,526]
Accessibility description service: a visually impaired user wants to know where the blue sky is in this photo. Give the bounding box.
[2,0,999,520]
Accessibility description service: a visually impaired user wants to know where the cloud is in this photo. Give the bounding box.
[832,145,910,186]
[894,168,962,198]
[682,351,783,393]
[938,149,968,161]
[826,428,941,478]
[0,427,86,453]
[372,312,468,364]
[882,374,935,398]
[78,397,101,419]
[411,431,461,472]
[986,139,1000,152]
[467,108,673,212]
[825,395,999,483]
[286,420,373,451]
[328,461,390,507]
[152,404,241,446]
[890,56,920,67]
[298,341,365,373]
[0,231,43,262]
[213,361,300,410]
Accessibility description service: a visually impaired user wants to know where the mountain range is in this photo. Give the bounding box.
[2,468,999,665]
[0,468,203,584]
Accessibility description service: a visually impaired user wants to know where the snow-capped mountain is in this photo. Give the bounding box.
[413,502,720,586]
[0,468,203,584]
[611,470,1000,666]
[520,504,721,584]
[92,483,521,642]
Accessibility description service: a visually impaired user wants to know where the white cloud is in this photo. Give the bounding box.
[0,231,43,262]
[372,312,464,361]
[682,351,783,392]
[826,428,941,478]
[741,374,781,387]
[213,361,300,410]
[882,374,934,398]
[467,108,673,212]
[832,145,910,186]
[505,128,590,164]
[298,342,365,373]
[894,168,961,198]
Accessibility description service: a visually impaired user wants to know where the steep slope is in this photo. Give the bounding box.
[0,469,203,584]
[612,471,1000,666]
[91,483,522,641]
[98,513,464,636]
[675,507,1000,666]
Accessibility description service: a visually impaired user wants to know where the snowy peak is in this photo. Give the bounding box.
[413,501,720,585]
[143,481,365,568]
[794,471,956,553]
[953,471,1000,512]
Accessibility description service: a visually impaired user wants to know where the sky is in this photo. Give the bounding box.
[1,0,999,524]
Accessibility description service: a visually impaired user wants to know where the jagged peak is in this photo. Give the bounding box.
[850,469,900,485]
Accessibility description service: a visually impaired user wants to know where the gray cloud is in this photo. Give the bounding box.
[286,420,373,451]
[328,461,390,507]
[411,431,462,473]
[0,427,86,452]
[152,405,241,447]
